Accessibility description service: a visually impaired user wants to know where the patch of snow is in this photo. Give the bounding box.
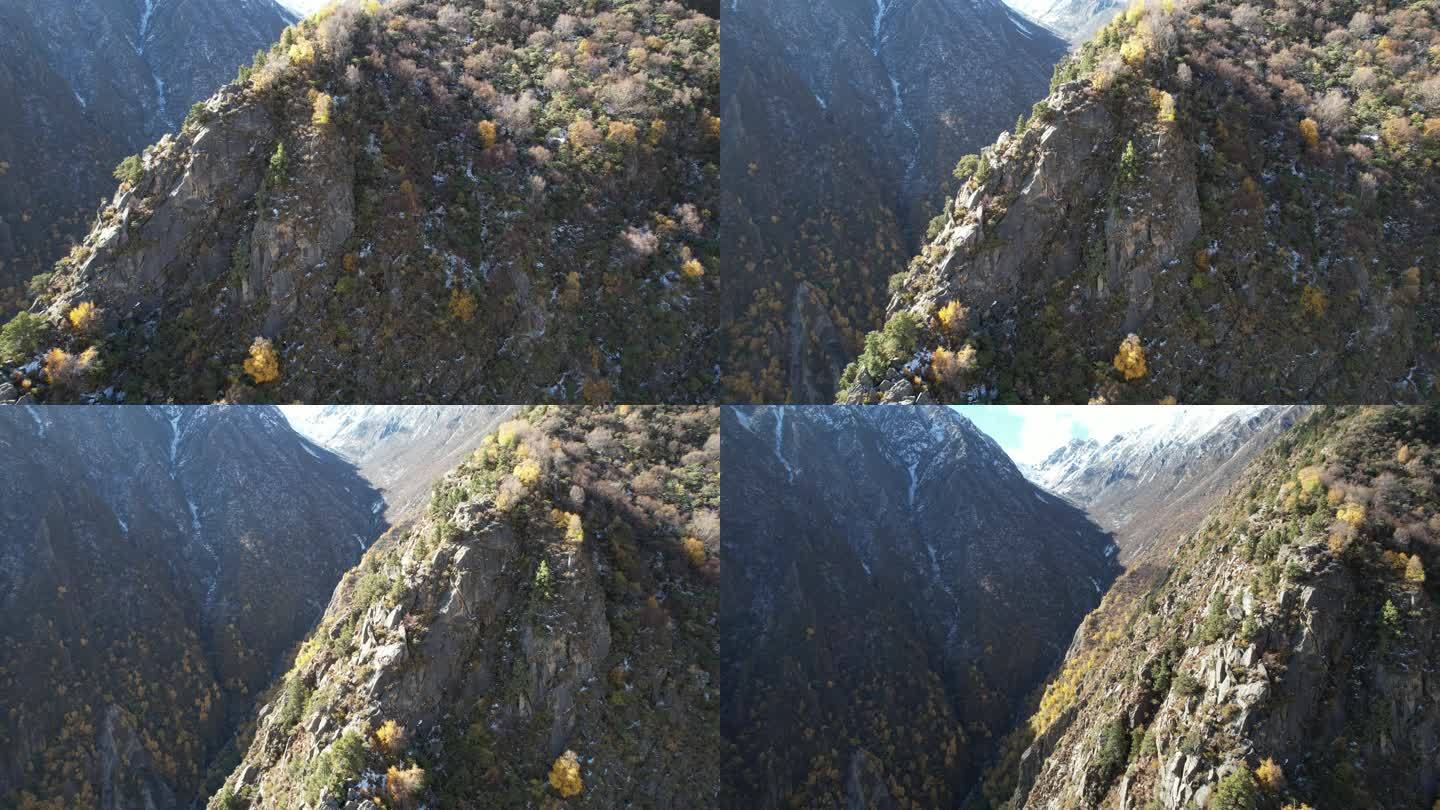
[773,408,795,482]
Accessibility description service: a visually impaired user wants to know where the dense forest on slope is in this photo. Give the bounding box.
[0,406,380,810]
[983,406,1440,808]
[209,406,719,808]
[721,0,1065,403]
[0,0,294,318]
[841,0,1440,404]
[2,0,719,404]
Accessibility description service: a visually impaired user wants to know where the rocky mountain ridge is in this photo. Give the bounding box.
[8,0,719,404]
[0,0,295,314]
[988,406,1440,809]
[841,0,1440,405]
[208,406,720,809]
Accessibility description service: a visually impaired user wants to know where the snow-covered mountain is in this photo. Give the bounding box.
[285,405,516,522]
[1025,406,1308,562]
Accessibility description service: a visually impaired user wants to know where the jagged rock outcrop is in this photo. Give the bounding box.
[209,406,719,808]
[0,0,294,311]
[842,0,1440,404]
[722,0,1067,402]
[994,406,1440,808]
[721,406,1118,808]
[0,405,381,809]
[13,0,719,404]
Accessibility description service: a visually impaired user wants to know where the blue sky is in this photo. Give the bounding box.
[953,406,1253,465]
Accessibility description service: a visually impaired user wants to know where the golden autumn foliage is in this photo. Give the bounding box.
[243,337,280,384]
[1120,37,1147,66]
[682,536,706,567]
[607,120,639,146]
[1154,90,1176,123]
[1299,117,1320,150]
[67,301,100,332]
[311,91,333,127]
[375,720,406,758]
[1256,757,1286,792]
[936,300,967,335]
[549,750,583,798]
[514,459,542,487]
[1406,554,1427,584]
[681,259,705,278]
[448,289,477,322]
[476,120,497,149]
[1112,334,1147,380]
[1336,502,1365,527]
[931,345,978,384]
[1300,285,1327,319]
[385,765,425,809]
[44,346,99,388]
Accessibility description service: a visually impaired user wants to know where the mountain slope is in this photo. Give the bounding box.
[1028,406,1307,563]
[8,0,719,404]
[208,406,720,809]
[0,405,380,809]
[285,404,516,523]
[722,0,1067,402]
[721,406,1118,807]
[841,0,1440,404]
[0,0,294,314]
[991,405,1440,808]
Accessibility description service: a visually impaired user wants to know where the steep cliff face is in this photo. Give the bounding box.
[0,0,294,312]
[0,405,381,809]
[1028,406,1307,563]
[10,0,719,404]
[722,0,1066,402]
[286,405,516,523]
[721,406,1118,808]
[208,406,719,809]
[988,406,1440,809]
[841,0,1440,405]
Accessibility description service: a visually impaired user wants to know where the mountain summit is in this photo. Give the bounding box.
[840,0,1440,404]
[7,0,719,404]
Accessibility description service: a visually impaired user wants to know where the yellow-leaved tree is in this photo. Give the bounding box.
[549,750,583,798]
[243,337,280,384]
[1112,334,1147,381]
[67,301,101,332]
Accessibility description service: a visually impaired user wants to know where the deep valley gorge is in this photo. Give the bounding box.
[722,404,1440,809]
